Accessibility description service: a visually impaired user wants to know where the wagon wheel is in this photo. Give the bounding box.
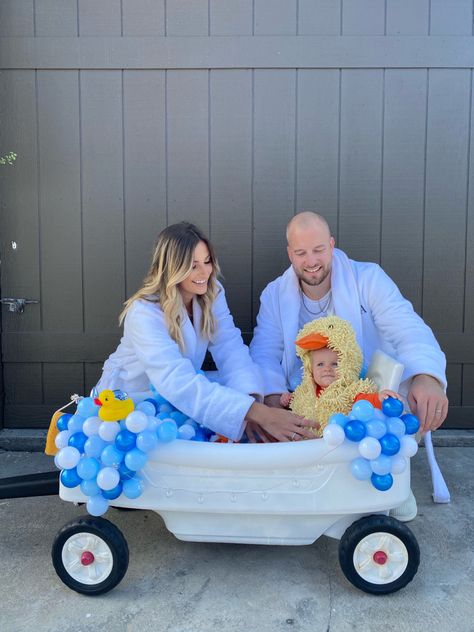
[52,516,129,595]
[338,515,420,595]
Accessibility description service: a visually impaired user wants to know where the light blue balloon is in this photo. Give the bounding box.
[67,415,85,434]
[170,411,188,426]
[350,457,372,481]
[159,403,174,414]
[370,454,392,476]
[81,478,101,496]
[77,397,100,419]
[136,401,156,416]
[101,444,124,467]
[365,419,387,440]
[84,435,107,459]
[136,429,158,452]
[351,400,375,422]
[387,417,406,438]
[373,409,386,421]
[122,477,144,499]
[86,494,109,517]
[157,420,178,443]
[77,457,101,481]
[328,413,348,427]
[124,448,148,471]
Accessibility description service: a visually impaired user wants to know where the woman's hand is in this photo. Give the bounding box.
[245,402,319,443]
[378,389,401,402]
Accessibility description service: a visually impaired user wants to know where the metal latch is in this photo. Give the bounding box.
[0,297,40,314]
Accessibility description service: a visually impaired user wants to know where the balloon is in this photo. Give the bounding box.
[56,446,81,470]
[84,435,107,458]
[328,413,348,427]
[136,401,156,416]
[159,403,174,414]
[371,472,393,491]
[373,408,386,421]
[97,467,120,491]
[322,424,345,446]
[144,398,159,414]
[365,419,387,440]
[178,424,196,440]
[67,415,85,435]
[370,454,392,475]
[77,397,100,418]
[118,462,135,480]
[56,413,72,432]
[358,436,382,460]
[157,420,178,443]
[115,429,136,452]
[76,456,101,481]
[344,420,366,442]
[401,413,420,435]
[147,416,160,432]
[192,427,208,442]
[98,421,120,442]
[382,397,404,418]
[60,467,82,488]
[87,494,109,517]
[386,418,406,438]
[125,411,148,434]
[391,455,408,474]
[124,448,148,471]
[122,477,144,499]
[81,478,101,496]
[380,433,401,456]
[102,482,123,500]
[83,416,101,437]
[170,411,188,426]
[68,432,87,452]
[101,444,124,467]
[55,430,71,450]
[351,400,375,422]
[350,457,372,481]
[136,430,158,452]
[399,435,418,458]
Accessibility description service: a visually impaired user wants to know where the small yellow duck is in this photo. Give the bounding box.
[94,389,135,422]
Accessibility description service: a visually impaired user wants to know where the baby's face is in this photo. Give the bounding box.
[310,347,339,388]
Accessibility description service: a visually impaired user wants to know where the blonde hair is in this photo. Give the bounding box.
[120,222,221,351]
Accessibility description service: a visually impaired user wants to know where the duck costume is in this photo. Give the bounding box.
[290,316,380,437]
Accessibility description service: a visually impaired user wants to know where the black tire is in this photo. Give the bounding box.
[52,516,129,595]
[338,515,420,595]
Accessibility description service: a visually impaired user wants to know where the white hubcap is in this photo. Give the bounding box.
[62,532,114,585]
[353,531,409,585]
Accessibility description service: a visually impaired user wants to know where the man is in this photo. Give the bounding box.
[250,212,448,519]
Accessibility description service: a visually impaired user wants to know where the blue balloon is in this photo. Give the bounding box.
[122,477,143,499]
[386,417,406,438]
[157,420,178,443]
[136,401,157,417]
[102,482,123,500]
[370,454,392,475]
[67,414,85,435]
[344,420,366,442]
[401,413,420,435]
[350,457,372,481]
[136,429,158,452]
[87,494,109,516]
[101,444,124,467]
[371,472,394,491]
[191,427,209,442]
[77,397,100,419]
[84,435,107,458]
[68,432,87,452]
[124,448,148,471]
[329,413,348,427]
[60,467,82,488]
[80,478,101,496]
[380,433,401,456]
[170,411,188,426]
[365,419,387,439]
[144,398,159,414]
[118,462,135,480]
[351,400,375,422]
[115,429,137,452]
[56,413,72,432]
[76,457,101,481]
[382,397,404,418]
[159,403,174,414]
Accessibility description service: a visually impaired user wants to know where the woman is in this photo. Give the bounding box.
[96,222,316,442]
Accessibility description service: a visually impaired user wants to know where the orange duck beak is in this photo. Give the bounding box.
[295,333,329,351]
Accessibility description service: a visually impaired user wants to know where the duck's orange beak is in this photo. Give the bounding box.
[94,397,102,406]
[295,333,328,350]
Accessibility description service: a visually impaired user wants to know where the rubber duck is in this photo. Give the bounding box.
[94,389,135,422]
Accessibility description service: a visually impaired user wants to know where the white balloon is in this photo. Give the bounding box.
[399,435,418,458]
[125,410,148,433]
[358,436,382,460]
[178,424,196,440]
[98,421,120,442]
[96,466,120,491]
[391,455,407,474]
[322,424,345,446]
[83,416,101,437]
[56,446,81,470]
[55,430,71,450]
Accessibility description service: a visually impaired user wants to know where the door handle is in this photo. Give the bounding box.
[0,297,40,314]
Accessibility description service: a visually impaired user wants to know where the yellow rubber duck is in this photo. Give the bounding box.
[94,389,135,422]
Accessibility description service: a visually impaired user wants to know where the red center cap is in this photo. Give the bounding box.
[81,551,95,566]
[373,550,388,565]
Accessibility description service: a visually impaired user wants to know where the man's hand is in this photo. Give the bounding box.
[407,374,449,433]
[264,394,284,408]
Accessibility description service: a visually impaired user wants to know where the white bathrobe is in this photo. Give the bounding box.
[97,284,263,441]
[250,249,446,398]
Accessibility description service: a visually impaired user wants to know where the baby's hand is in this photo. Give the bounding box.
[279,392,293,408]
[378,389,400,402]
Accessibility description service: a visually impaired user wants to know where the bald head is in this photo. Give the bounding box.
[286,212,332,244]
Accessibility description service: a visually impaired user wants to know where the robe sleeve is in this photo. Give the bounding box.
[124,300,254,441]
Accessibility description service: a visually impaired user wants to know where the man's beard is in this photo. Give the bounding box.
[295,264,331,288]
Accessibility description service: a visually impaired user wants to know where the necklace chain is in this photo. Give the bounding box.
[300,288,332,316]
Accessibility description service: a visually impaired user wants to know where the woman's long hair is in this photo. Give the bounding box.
[120,222,221,350]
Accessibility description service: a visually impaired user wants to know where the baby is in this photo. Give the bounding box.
[281,316,401,437]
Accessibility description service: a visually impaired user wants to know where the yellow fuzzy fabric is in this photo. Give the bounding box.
[290,316,377,437]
